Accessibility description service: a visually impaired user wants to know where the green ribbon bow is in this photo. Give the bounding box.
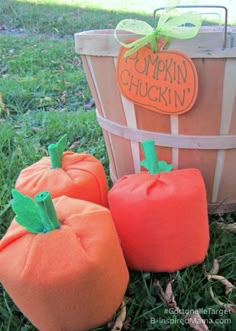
[114,4,202,57]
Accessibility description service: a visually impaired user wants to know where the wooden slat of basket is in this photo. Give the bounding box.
[86,55,135,179]
[178,58,225,202]
[75,30,236,58]
[217,60,236,203]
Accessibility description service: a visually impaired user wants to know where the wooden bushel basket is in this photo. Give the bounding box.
[75,24,236,214]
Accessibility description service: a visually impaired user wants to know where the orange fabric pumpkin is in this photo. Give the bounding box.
[0,191,129,331]
[15,135,108,207]
[108,140,209,272]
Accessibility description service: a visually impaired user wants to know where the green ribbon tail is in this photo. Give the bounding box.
[123,33,157,57]
[150,36,158,53]
[140,140,173,174]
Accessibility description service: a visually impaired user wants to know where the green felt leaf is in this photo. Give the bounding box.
[158,160,173,173]
[55,134,67,156]
[48,134,67,168]
[11,189,45,233]
[140,159,173,173]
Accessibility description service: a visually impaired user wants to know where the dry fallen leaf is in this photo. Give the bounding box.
[186,311,209,331]
[204,259,236,313]
[69,140,80,150]
[0,64,7,74]
[111,300,126,331]
[123,317,131,330]
[154,280,209,330]
[209,259,220,275]
[208,275,235,295]
[204,259,235,295]
[71,57,82,66]
[31,126,43,133]
[84,98,95,111]
[0,93,10,116]
[5,108,10,115]
[0,92,4,110]
[154,280,179,310]
[209,287,236,313]
[164,281,175,303]
[217,222,236,234]
[61,91,67,103]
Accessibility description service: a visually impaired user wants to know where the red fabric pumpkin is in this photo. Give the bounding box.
[108,140,209,272]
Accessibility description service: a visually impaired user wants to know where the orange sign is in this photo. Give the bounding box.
[116,40,198,115]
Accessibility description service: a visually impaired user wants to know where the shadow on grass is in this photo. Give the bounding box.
[0,1,156,114]
[0,0,155,37]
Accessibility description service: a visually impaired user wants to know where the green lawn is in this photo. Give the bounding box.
[0,1,235,330]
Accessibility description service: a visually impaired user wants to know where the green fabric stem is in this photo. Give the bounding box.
[34,191,61,232]
[48,134,67,169]
[48,144,61,168]
[11,189,61,234]
[140,140,173,174]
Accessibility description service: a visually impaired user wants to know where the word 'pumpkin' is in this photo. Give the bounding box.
[15,134,108,207]
[0,190,129,331]
[108,140,209,272]
[116,40,198,115]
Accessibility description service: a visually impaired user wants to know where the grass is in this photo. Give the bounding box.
[0,1,236,330]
